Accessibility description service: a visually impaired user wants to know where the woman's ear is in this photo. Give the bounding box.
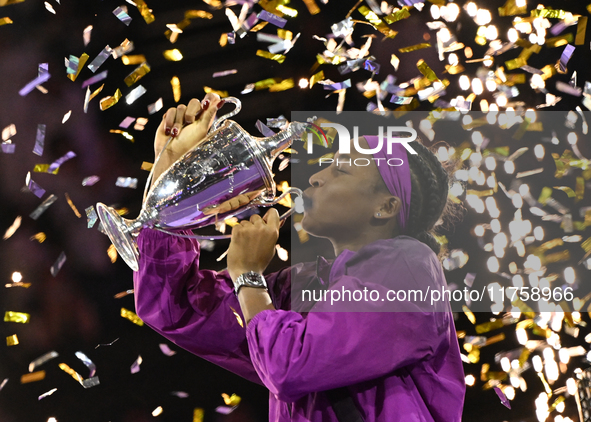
[375,196,401,219]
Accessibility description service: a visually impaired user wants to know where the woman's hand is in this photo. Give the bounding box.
[151,94,224,188]
[227,208,280,282]
[202,191,262,215]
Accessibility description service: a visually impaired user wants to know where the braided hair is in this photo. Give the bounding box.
[403,141,451,256]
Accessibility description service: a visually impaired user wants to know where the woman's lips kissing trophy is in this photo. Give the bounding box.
[96,97,307,271]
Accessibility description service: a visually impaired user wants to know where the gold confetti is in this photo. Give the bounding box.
[171,76,181,102]
[553,186,576,198]
[0,17,13,25]
[21,371,46,384]
[99,88,122,111]
[475,319,504,334]
[462,305,476,324]
[254,77,281,90]
[498,0,527,16]
[5,282,31,288]
[141,162,153,171]
[134,0,155,24]
[193,408,204,422]
[114,289,134,299]
[576,177,585,202]
[64,193,81,218]
[4,311,30,323]
[121,308,144,326]
[269,78,295,92]
[67,53,89,81]
[3,215,21,240]
[277,29,293,40]
[121,54,146,65]
[383,7,410,24]
[185,10,213,19]
[109,129,134,142]
[531,8,567,19]
[6,334,18,346]
[301,0,319,14]
[163,49,183,61]
[221,393,242,406]
[33,164,59,174]
[416,59,439,82]
[310,70,324,88]
[399,43,431,53]
[250,21,268,32]
[545,33,573,48]
[107,244,117,263]
[58,363,83,383]
[219,33,228,47]
[203,86,228,98]
[229,306,244,328]
[444,64,465,75]
[124,62,150,87]
[390,54,400,71]
[576,16,588,45]
[256,50,286,63]
[276,4,297,17]
[30,232,46,243]
[357,5,397,38]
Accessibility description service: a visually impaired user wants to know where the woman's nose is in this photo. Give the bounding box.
[308,169,324,188]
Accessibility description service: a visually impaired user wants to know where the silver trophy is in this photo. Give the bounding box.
[96,97,305,271]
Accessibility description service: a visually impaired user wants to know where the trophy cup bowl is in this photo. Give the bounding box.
[96,97,307,271]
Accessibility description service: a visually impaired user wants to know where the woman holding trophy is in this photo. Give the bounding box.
[132,94,466,421]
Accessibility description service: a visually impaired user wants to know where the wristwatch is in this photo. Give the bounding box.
[234,271,268,296]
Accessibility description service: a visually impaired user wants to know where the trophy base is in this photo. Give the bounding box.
[96,203,140,271]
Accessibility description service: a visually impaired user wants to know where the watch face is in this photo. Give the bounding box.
[245,272,265,287]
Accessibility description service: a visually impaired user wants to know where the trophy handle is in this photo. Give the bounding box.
[154,187,303,241]
[211,97,242,132]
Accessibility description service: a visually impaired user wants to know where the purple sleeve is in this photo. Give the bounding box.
[133,229,284,385]
[244,250,453,402]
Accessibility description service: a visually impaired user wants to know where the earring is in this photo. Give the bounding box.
[376,212,381,217]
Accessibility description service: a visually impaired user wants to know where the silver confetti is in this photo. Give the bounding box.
[87,45,113,73]
[125,85,147,104]
[116,177,138,189]
[29,351,59,372]
[50,251,66,277]
[75,351,97,377]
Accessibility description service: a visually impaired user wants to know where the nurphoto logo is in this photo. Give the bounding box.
[305,122,418,167]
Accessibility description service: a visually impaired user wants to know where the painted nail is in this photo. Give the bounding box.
[171,127,179,137]
[216,100,226,109]
[202,100,210,110]
[164,127,171,136]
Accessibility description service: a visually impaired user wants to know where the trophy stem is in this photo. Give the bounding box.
[96,203,142,271]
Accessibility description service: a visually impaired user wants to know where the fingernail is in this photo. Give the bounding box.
[164,127,171,136]
[216,100,226,110]
[171,127,179,137]
[202,100,210,111]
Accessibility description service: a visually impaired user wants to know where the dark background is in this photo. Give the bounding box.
[1,0,591,421]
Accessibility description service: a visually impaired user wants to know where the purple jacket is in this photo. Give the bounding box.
[133,229,465,421]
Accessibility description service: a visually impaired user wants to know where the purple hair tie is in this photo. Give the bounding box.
[363,135,412,233]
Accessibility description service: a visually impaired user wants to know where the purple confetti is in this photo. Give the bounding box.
[364,60,380,74]
[256,120,275,137]
[159,344,177,356]
[119,117,136,128]
[81,70,108,89]
[130,355,142,374]
[257,10,287,28]
[556,81,582,96]
[82,175,100,186]
[559,44,575,73]
[323,79,352,90]
[1,143,15,153]
[493,387,511,409]
[19,72,51,96]
[33,124,46,156]
[212,69,237,78]
[48,151,76,173]
[26,173,46,198]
